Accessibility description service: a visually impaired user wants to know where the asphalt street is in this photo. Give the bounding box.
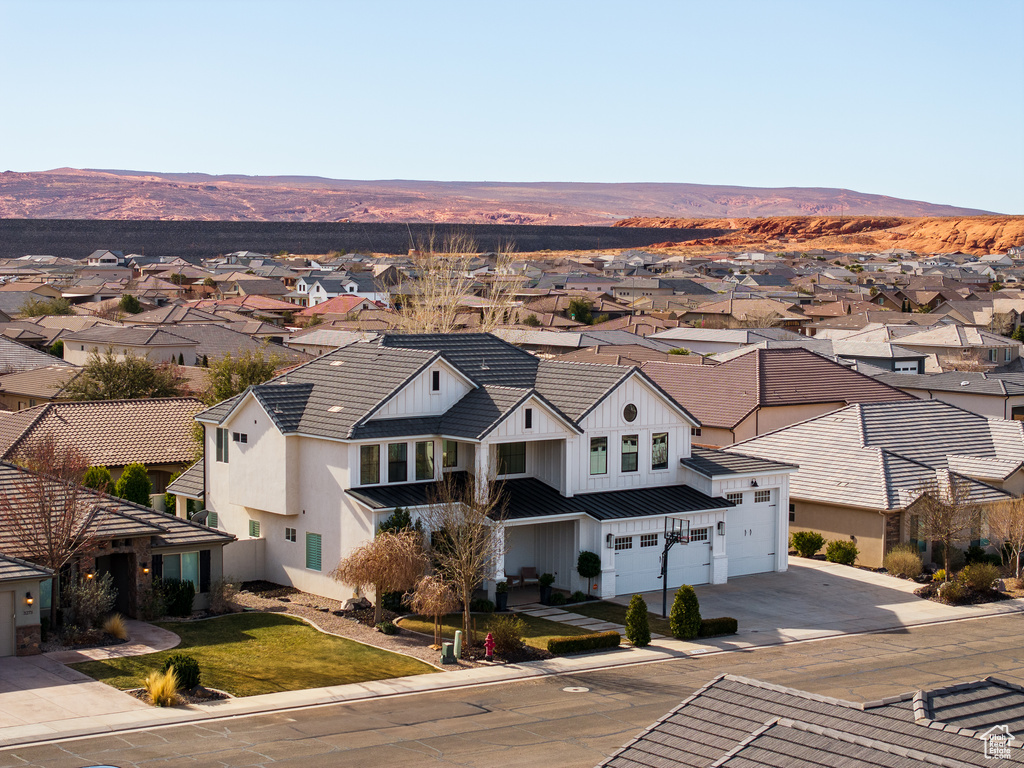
[3,613,1023,768]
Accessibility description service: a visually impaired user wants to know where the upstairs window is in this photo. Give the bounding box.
[415,441,434,481]
[590,437,608,475]
[691,427,702,437]
[388,443,408,483]
[232,432,248,444]
[621,435,638,472]
[652,432,668,470]
[216,428,229,463]
[360,445,380,485]
[285,527,297,543]
[442,439,458,468]
[525,408,533,430]
[431,370,440,392]
[497,442,526,475]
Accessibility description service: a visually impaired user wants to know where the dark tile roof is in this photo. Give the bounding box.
[918,678,1024,734]
[600,674,1020,768]
[347,475,729,521]
[167,460,204,499]
[0,552,53,583]
[877,370,1024,397]
[0,335,75,374]
[381,333,539,388]
[143,324,309,364]
[63,326,196,347]
[682,447,797,477]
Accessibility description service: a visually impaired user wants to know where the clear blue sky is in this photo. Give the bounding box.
[2,0,1022,213]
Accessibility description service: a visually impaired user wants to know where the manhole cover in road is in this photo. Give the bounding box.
[563,686,590,693]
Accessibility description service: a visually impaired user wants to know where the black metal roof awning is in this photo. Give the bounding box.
[346,474,731,522]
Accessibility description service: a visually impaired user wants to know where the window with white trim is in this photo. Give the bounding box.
[590,437,608,475]
[431,370,440,392]
[690,527,710,542]
[691,427,702,437]
[285,527,297,543]
[232,432,248,444]
[360,444,380,484]
[640,533,658,548]
[621,435,638,473]
[216,428,229,463]
[726,492,743,504]
[754,490,771,503]
[652,432,668,470]
[614,536,633,551]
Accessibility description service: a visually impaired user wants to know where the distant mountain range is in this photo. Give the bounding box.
[0,168,995,225]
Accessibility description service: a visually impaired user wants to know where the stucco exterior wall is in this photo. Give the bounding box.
[789,499,887,567]
[64,343,196,366]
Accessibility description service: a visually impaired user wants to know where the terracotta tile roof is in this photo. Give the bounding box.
[295,295,378,318]
[0,398,205,467]
[642,348,913,429]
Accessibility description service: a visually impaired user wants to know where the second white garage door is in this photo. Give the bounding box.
[726,493,778,577]
[613,527,711,595]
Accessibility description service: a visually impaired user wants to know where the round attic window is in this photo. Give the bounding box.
[623,403,638,422]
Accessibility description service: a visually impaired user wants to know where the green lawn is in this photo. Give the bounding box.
[71,613,435,698]
[398,612,593,649]
[570,600,673,636]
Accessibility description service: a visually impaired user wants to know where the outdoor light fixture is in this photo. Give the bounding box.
[25,592,33,605]
[606,533,614,549]
[142,564,150,575]
[750,479,759,487]
[717,521,725,536]
[85,571,94,580]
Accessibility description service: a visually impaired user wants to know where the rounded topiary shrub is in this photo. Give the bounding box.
[825,539,859,565]
[789,531,825,558]
[577,551,601,580]
[625,594,651,648]
[161,653,201,691]
[670,585,701,640]
[376,621,399,635]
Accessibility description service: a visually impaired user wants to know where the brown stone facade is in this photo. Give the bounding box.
[16,624,41,656]
[75,536,153,618]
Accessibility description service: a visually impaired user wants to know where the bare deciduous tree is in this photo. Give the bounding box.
[407,574,460,647]
[422,472,507,646]
[911,473,980,578]
[331,530,428,625]
[0,435,99,625]
[741,310,783,328]
[390,231,520,334]
[987,497,1024,578]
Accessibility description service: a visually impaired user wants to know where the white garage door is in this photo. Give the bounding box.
[727,494,777,577]
[613,529,711,595]
[0,591,13,657]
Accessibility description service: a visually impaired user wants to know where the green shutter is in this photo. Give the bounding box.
[249,520,260,538]
[207,511,218,528]
[306,533,322,571]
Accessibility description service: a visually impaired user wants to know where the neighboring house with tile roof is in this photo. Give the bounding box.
[0,365,80,410]
[0,552,52,657]
[649,327,808,355]
[601,673,1024,768]
[0,398,204,493]
[196,333,796,600]
[643,348,915,447]
[61,326,199,366]
[728,400,1024,566]
[0,335,75,375]
[876,370,1024,421]
[0,461,233,646]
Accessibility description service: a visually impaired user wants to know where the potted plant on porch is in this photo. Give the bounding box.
[495,580,509,612]
[539,573,555,605]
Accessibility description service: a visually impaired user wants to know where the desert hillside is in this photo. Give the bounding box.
[614,216,1024,255]
[0,169,993,225]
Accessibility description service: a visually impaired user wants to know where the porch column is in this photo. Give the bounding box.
[175,496,189,519]
[487,523,506,602]
[474,443,492,504]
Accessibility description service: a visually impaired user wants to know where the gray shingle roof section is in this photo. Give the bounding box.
[599,674,1017,768]
[730,401,1021,510]
[439,386,533,439]
[682,447,797,477]
[347,476,729,521]
[166,460,205,499]
[921,678,1024,733]
[0,335,75,373]
[877,370,1024,396]
[251,383,315,434]
[533,359,631,422]
[63,326,196,347]
[382,333,539,387]
[0,552,53,583]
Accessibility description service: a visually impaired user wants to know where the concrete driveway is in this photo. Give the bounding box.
[611,557,1024,648]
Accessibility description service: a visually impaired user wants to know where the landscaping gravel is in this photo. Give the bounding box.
[232,585,483,669]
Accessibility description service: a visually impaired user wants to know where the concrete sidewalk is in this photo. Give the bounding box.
[3,558,1023,750]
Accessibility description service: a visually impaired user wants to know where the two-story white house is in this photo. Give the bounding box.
[188,333,795,601]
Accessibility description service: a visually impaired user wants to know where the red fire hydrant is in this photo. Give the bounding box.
[484,632,495,662]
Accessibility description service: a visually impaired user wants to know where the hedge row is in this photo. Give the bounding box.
[699,617,738,638]
[547,630,621,655]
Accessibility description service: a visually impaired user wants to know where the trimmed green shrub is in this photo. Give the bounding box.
[161,578,196,617]
[161,653,201,691]
[547,630,620,655]
[961,562,1000,592]
[670,585,701,640]
[82,465,113,491]
[115,463,152,506]
[489,614,526,656]
[469,598,495,613]
[825,539,859,565]
[376,621,399,635]
[539,573,555,587]
[938,579,967,605]
[883,546,923,578]
[625,594,651,647]
[699,617,738,638]
[577,551,602,580]
[569,591,588,603]
[548,592,567,606]
[790,531,825,558]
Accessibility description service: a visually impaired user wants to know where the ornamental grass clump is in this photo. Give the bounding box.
[883,545,923,579]
[144,667,179,707]
[102,613,127,640]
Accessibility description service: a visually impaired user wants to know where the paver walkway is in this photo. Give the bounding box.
[512,604,666,639]
[44,619,180,664]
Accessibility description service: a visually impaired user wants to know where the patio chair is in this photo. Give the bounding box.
[518,566,540,588]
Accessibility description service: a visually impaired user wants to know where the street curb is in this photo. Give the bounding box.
[3,598,1024,750]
